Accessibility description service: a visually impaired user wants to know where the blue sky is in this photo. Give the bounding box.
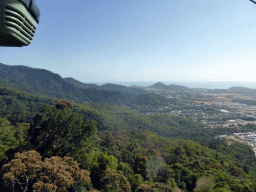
[1,0,256,85]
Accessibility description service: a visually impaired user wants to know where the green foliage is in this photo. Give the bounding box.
[0,117,29,160]
[90,152,118,188]
[27,103,97,166]
[213,188,231,192]
[2,83,256,177]
[214,171,230,190]
[0,64,170,109]
[0,84,58,125]
[136,183,152,192]
[100,168,131,192]
[1,81,256,191]
[136,182,174,192]
[186,173,200,191]
[127,174,144,191]
[1,150,92,192]
[118,162,134,175]
[145,156,166,182]
[97,129,256,191]
[133,155,147,179]
[194,177,214,192]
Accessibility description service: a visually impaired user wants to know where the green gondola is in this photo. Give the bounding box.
[0,0,40,47]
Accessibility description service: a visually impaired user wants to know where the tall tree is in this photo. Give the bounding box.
[2,150,92,192]
[100,168,131,192]
[90,152,118,188]
[27,101,97,166]
[0,117,29,161]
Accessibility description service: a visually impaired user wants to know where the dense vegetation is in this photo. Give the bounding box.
[148,82,189,91]
[64,77,147,95]
[0,63,169,108]
[1,83,256,191]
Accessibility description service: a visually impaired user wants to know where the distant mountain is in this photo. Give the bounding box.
[0,63,66,97]
[167,84,189,90]
[229,86,253,92]
[148,82,189,90]
[0,63,168,106]
[210,86,256,95]
[129,85,145,89]
[64,78,146,95]
[148,82,167,89]
[99,83,146,95]
[228,86,256,96]
[64,77,99,89]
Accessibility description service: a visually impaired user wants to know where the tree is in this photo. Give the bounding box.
[90,152,118,188]
[27,102,97,166]
[186,173,199,191]
[194,177,214,192]
[0,117,29,161]
[136,183,152,192]
[54,100,73,110]
[100,168,131,192]
[214,172,230,190]
[127,174,143,191]
[136,182,174,192]
[2,150,91,192]
[229,165,243,177]
[133,155,147,179]
[33,156,91,192]
[2,150,42,192]
[145,156,166,182]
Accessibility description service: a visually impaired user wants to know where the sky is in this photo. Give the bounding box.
[1,0,256,86]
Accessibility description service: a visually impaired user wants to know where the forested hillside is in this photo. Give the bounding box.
[0,63,168,107]
[148,82,189,91]
[64,77,147,95]
[1,79,256,191]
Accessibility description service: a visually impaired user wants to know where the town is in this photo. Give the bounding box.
[129,85,256,153]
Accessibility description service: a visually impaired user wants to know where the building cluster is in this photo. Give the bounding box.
[233,132,256,147]
[225,119,247,126]
[215,132,256,148]
[136,87,256,130]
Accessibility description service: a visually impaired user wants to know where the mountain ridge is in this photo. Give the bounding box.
[64,77,146,95]
[0,63,169,107]
[148,82,189,90]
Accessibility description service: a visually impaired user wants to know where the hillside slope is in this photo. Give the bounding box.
[0,63,168,107]
[1,84,256,192]
[148,82,189,90]
[64,77,146,94]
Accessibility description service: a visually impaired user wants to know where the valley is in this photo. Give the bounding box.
[132,83,256,127]
[132,84,256,153]
[1,63,256,191]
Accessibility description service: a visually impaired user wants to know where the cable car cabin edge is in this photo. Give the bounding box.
[0,0,40,47]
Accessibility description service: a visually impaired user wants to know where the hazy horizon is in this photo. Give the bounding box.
[71,79,256,90]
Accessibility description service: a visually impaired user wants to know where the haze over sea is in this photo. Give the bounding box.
[96,81,256,90]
